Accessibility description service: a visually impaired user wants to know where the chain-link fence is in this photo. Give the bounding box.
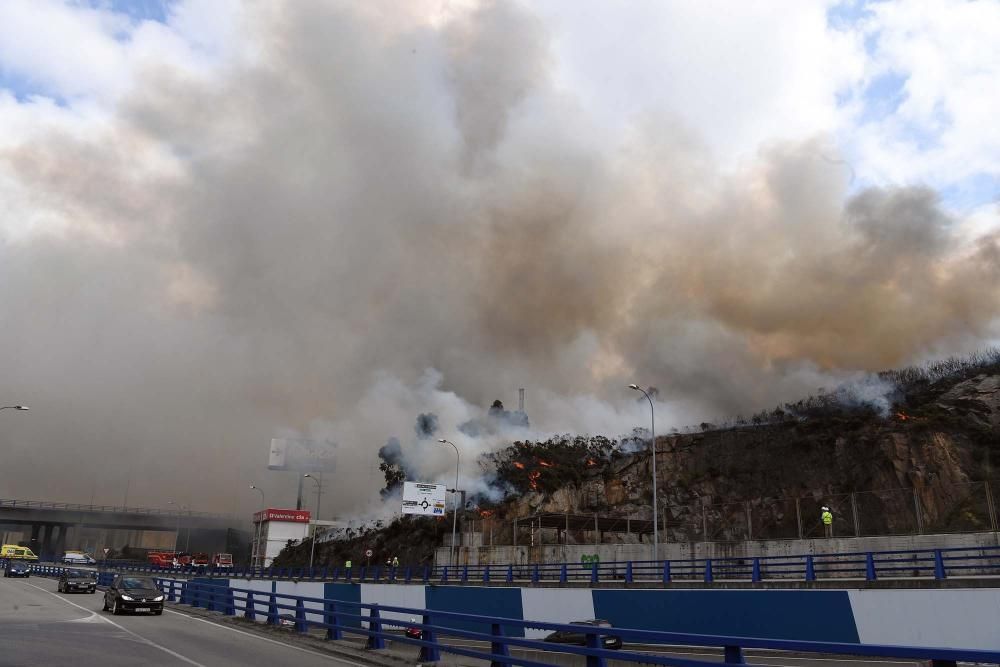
[467,479,999,546]
[658,479,999,542]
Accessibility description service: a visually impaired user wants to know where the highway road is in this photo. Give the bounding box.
[0,574,930,667]
[0,575,366,667]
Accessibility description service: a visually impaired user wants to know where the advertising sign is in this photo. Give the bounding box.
[268,438,337,472]
[253,508,312,523]
[401,482,447,516]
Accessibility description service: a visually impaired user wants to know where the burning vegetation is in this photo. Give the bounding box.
[481,434,628,497]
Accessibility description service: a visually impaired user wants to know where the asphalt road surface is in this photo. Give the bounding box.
[0,575,366,667]
[0,575,930,667]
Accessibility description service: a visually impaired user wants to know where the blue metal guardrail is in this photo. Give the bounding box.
[92,544,1000,584]
[154,578,999,667]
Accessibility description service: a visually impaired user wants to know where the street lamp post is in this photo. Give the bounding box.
[167,501,186,565]
[250,485,265,570]
[0,405,29,412]
[303,474,323,571]
[629,384,658,562]
[438,439,460,567]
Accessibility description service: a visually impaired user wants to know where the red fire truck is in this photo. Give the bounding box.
[146,551,176,568]
[212,553,233,569]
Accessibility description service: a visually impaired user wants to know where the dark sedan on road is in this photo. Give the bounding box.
[3,561,30,578]
[544,619,622,650]
[103,575,165,615]
[57,569,96,593]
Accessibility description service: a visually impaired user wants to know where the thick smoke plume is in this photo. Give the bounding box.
[1,2,998,517]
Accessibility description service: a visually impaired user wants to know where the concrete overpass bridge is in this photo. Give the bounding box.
[0,497,246,558]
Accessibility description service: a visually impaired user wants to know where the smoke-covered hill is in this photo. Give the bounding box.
[275,351,1000,566]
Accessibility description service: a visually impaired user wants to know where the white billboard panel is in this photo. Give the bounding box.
[268,438,337,472]
[401,482,447,516]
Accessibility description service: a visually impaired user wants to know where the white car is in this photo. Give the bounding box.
[62,552,97,565]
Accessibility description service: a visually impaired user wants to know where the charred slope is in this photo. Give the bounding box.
[273,514,447,569]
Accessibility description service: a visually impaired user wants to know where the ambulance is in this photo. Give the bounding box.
[1,545,39,561]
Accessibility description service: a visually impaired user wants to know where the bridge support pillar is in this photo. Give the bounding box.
[41,525,54,559]
[54,525,68,558]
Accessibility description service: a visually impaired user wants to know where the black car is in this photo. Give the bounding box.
[544,619,623,650]
[103,575,164,615]
[57,569,96,593]
[3,561,30,578]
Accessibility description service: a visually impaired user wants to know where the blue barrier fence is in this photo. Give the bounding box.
[13,562,114,586]
[153,577,999,667]
[87,544,1000,585]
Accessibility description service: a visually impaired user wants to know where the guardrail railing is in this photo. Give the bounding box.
[0,497,233,519]
[89,544,1000,585]
[152,578,1000,667]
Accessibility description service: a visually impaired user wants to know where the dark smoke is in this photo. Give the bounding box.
[0,2,997,517]
[414,413,439,440]
[460,399,530,437]
[378,437,408,500]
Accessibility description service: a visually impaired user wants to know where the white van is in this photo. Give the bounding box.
[62,551,96,565]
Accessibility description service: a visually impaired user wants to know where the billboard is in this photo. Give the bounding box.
[401,482,448,516]
[253,508,312,523]
[268,438,337,472]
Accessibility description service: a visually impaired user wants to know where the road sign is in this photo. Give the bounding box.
[103,548,110,555]
[365,549,373,558]
[401,482,447,516]
[268,438,337,472]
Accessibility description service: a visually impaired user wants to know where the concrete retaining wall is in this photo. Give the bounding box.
[438,531,1000,566]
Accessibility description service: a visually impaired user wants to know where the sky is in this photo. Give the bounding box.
[0,0,997,519]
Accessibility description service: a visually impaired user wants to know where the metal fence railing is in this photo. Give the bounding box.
[154,579,1000,666]
[22,543,998,586]
[19,565,1000,665]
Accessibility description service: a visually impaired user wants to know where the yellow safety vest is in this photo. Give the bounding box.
[345,560,352,568]
[822,511,833,525]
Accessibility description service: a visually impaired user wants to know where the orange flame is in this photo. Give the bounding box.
[528,471,541,491]
[586,458,598,467]
[513,461,526,470]
[479,509,495,518]
[537,459,553,468]
[896,411,909,421]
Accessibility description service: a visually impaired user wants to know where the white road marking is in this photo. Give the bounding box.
[163,608,369,665]
[25,582,207,667]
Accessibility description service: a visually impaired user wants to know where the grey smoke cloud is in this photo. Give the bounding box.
[1,2,998,517]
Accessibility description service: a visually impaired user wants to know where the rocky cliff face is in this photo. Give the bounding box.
[501,372,999,542]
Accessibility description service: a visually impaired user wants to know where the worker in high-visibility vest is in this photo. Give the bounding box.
[821,506,834,537]
[391,556,400,568]
[345,559,352,571]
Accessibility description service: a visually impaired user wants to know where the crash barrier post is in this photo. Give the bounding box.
[325,600,342,640]
[151,578,1000,667]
